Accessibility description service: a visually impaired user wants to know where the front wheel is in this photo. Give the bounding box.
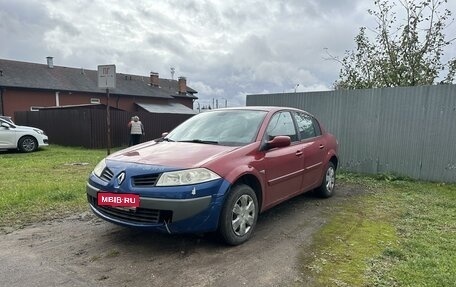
[316,162,336,198]
[219,184,258,246]
[18,136,38,152]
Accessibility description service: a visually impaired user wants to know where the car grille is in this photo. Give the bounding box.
[88,195,172,224]
[132,174,160,187]
[100,168,114,182]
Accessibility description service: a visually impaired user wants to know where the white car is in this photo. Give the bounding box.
[0,117,49,152]
[0,116,14,125]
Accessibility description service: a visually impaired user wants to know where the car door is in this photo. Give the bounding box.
[262,111,306,207]
[0,121,17,148]
[294,112,326,190]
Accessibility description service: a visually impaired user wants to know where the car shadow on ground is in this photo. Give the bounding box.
[92,188,345,252]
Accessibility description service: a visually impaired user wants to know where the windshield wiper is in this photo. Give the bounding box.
[178,139,219,144]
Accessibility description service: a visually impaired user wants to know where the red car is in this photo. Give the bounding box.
[87,106,338,245]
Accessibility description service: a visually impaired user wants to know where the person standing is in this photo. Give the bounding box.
[128,116,144,146]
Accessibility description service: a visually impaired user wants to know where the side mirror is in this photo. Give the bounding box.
[1,123,11,129]
[155,132,171,142]
[264,135,291,150]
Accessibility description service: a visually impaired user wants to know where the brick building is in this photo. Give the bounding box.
[0,57,197,119]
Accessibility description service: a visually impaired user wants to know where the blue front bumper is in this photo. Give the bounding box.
[86,162,231,234]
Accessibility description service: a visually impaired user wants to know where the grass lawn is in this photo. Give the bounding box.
[300,173,456,287]
[0,145,108,230]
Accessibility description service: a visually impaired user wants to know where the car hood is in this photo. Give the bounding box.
[108,141,239,169]
[13,125,43,133]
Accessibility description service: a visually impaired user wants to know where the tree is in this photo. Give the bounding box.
[333,0,456,89]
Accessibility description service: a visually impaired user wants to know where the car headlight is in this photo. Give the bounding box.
[93,159,106,178]
[33,129,44,135]
[156,168,221,186]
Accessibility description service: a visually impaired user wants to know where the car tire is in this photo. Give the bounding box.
[219,184,258,246]
[18,136,38,152]
[316,162,336,198]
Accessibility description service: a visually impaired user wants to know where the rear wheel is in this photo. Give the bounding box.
[316,162,336,198]
[18,136,38,152]
[219,184,258,245]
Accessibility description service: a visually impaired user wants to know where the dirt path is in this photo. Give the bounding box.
[0,183,363,287]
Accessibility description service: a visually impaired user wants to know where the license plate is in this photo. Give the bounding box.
[97,192,140,207]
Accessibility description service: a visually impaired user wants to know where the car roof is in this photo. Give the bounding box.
[209,106,316,117]
[0,116,13,123]
[211,106,305,113]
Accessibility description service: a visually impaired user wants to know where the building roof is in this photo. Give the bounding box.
[0,58,197,99]
[37,103,124,111]
[136,102,196,115]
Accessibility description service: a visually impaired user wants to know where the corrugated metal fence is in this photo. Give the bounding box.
[247,85,456,183]
[15,109,192,149]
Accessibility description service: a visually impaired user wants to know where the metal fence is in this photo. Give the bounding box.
[15,109,192,149]
[247,84,456,183]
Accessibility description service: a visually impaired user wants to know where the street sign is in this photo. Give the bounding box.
[97,64,116,155]
[98,65,116,89]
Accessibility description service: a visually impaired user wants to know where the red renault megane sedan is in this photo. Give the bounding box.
[87,106,338,245]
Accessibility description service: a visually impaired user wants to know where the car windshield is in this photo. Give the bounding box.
[0,116,14,125]
[166,110,268,146]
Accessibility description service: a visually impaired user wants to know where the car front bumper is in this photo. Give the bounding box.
[86,178,231,234]
[39,135,49,147]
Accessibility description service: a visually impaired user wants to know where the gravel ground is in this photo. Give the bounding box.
[0,182,364,287]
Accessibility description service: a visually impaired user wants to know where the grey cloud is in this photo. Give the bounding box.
[6,0,454,108]
[146,32,190,58]
[0,1,53,61]
[280,0,363,19]
[53,19,80,37]
[0,1,50,35]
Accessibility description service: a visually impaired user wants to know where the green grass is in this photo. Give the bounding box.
[300,172,456,286]
[0,145,108,229]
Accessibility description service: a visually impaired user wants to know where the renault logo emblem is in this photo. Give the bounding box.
[117,172,126,185]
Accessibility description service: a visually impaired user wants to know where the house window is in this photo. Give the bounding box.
[30,106,42,111]
[90,98,101,104]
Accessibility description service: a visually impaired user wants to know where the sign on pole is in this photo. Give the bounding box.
[98,65,116,89]
[98,65,116,155]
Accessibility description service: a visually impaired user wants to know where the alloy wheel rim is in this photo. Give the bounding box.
[22,138,36,151]
[326,166,335,192]
[231,194,256,236]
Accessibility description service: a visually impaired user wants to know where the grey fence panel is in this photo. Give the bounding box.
[247,84,456,183]
[419,85,456,182]
[375,87,427,179]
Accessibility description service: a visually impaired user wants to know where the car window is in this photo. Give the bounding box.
[167,110,268,146]
[294,112,317,140]
[312,117,322,136]
[265,111,298,142]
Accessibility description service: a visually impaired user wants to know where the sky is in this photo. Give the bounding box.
[1,0,455,108]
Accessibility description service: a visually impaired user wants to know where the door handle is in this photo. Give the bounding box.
[319,144,325,149]
[295,151,303,156]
